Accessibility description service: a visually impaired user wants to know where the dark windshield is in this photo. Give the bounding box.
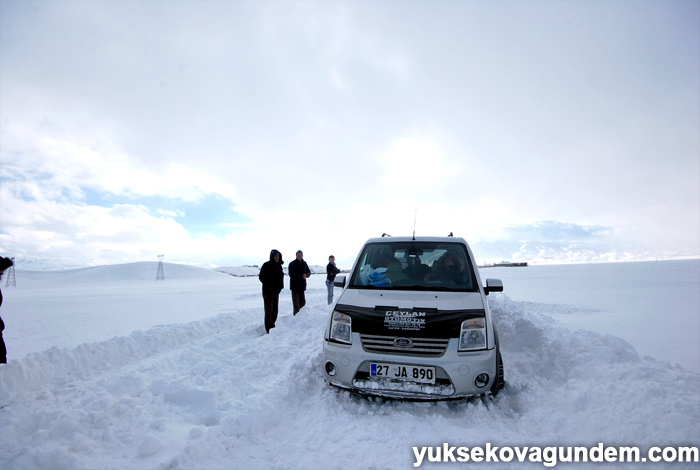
[349,242,477,292]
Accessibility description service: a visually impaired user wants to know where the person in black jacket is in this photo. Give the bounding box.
[326,255,341,305]
[0,256,14,364]
[288,250,311,315]
[258,250,284,333]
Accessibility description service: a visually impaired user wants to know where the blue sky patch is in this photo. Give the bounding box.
[83,189,250,237]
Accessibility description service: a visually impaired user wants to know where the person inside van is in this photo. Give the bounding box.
[431,251,469,285]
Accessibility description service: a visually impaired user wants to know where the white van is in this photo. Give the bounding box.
[322,235,504,399]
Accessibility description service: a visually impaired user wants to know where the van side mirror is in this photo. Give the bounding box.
[484,278,503,295]
[334,275,346,288]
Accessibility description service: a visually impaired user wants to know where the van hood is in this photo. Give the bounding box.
[334,289,486,339]
[337,288,485,311]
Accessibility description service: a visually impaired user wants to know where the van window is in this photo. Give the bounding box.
[349,242,477,291]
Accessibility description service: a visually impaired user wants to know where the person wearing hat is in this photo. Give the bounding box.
[288,250,311,315]
[258,249,284,334]
[0,256,14,364]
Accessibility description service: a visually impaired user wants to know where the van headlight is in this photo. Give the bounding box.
[458,317,486,351]
[330,311,352,344]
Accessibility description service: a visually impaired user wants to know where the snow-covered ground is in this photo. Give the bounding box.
[482,260,700,372]
[0,260,698,469]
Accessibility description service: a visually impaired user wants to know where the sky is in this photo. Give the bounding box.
[1,0,699,269]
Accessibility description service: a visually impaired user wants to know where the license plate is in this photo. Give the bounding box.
[370,362,436,384]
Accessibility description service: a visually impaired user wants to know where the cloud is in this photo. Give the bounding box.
[3,116,238,203]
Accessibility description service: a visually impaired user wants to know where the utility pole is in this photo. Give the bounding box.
[4,257,16,287]
[156,254,165,281]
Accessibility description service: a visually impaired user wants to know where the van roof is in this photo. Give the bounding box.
[364,236,469,244]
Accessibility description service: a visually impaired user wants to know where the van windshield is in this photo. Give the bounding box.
[349,242,477,292]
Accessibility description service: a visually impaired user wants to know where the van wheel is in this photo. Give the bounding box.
[490,349,505,396]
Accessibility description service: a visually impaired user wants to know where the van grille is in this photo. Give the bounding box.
[360,334,449,356]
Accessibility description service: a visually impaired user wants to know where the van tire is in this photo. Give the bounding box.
[490,349,505,396]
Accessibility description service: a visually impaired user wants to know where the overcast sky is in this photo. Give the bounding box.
[1,0,698,268]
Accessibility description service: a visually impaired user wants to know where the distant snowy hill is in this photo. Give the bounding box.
[216,264,329,277]
[470,240,675,265]
[214,265,260,277]
[14,262,227,287]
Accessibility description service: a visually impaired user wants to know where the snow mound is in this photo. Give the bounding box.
[489,295,699,446]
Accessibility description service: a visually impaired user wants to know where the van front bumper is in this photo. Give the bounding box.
[322,333,497,400]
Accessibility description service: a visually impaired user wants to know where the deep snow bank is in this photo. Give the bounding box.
[490,295,699,446]
[0,313,246,403]
[0,288,698,469]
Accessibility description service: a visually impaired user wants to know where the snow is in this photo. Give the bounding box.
[481,260,700,372]
[0,260,698,469]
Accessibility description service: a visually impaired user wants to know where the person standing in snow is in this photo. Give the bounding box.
[288,250,311,315]
[0,256,14,364]
[325,255,341,305]
[258,250,284,334]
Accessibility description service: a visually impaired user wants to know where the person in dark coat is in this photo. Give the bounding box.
[325,255,341,305]
[258,250,284,333]
[288,250,311,315]
[0,256,14,364]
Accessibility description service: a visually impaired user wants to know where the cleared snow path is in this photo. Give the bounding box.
[0,268,698,469]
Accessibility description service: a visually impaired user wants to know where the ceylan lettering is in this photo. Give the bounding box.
[385,310,427,317]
